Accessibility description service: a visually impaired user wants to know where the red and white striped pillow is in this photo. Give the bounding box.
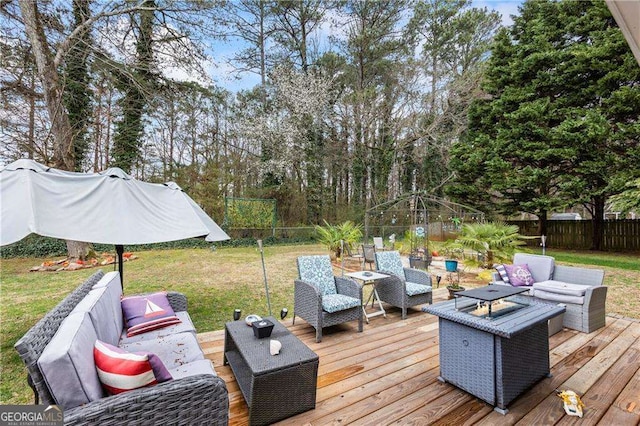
[94,340,172,395]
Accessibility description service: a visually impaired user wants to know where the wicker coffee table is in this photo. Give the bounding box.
[424,289,565,414]
[223,317,319,426]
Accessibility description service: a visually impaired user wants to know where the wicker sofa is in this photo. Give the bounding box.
[492,253,607,333]
[14,270,228,425]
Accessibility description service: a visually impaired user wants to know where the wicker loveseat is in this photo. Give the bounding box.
[492,253,607,333]
[14,270,228,425]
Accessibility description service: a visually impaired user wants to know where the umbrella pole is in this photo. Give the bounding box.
[257,240,272,317]
[116,245,124,290]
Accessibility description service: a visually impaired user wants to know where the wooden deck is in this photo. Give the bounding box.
[197,288,640,425]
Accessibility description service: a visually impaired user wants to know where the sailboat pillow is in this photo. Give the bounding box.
[121,292,181,337]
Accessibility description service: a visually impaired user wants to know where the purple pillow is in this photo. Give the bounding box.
[504,264,534,287]
[121,292,181,337]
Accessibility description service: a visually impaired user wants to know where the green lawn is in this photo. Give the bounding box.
[1,244,638,405]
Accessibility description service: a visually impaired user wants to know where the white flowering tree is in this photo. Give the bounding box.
[235,65,334,222]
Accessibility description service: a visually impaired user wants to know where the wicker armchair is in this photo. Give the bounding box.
[374,251,433,319]
[294,255,363,342]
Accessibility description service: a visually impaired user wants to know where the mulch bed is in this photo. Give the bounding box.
[30,252,137,272]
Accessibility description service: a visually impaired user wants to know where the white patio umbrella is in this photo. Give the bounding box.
[0,159,230,284]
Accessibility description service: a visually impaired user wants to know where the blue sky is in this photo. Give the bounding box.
[476,0,524,26]
[204,0,525,92]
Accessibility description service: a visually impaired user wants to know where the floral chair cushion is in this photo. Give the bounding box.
[375,251,405,279]
[297,255,337,296]
[405,281,432,296]
[321,294,361,313]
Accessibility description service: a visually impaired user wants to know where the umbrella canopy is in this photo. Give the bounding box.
[1,159,229,246]
[1,159,230,283]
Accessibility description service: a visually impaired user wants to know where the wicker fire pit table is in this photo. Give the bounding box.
[223,317,319,425]
[424,286,565,414]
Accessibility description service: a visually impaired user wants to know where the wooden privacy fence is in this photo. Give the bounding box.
[225,221,639,251]
[509,220,640,251]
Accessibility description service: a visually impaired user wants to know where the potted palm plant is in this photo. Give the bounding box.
[314,220,363,260]
[453,222,531,268]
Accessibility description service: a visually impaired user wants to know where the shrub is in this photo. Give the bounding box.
[314,221,363,259]
[0,234,316,259]
[453,222,532,267]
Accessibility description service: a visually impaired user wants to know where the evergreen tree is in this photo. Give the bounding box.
[449,0,640,249]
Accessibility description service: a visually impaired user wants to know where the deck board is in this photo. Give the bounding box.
[198,288,640,425]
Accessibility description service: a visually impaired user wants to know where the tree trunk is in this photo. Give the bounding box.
[19,0,92,259]
[19,0,75,170]
[66,240,92,261]
[591,196,605,250]
[28,72,36,159]
[537,209,548,238]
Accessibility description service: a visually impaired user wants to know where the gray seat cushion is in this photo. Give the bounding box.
[168,359,217,379]
[37,311,104,409]
[533,289,584,305]
[72,286,120,345]
[118,331,205,370]
[533,280,588,297]
[91,270,120,291]
[118,311,196,345]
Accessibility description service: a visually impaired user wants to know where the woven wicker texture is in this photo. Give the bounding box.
[425,296,565,338]
[432,299,557,411]
[165,291,188,312]
[224,317,318,374]
[224,317,318,426]
[294,256,363,342]
[495,321,549,408]
[374,250,433,319]
[14,271,229,425]
[64,374,228,426]
[492,255,607,333]
[439,319,496,404]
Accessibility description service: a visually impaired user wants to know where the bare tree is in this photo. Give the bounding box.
[223,0,276,89]
[18,0,76,170]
